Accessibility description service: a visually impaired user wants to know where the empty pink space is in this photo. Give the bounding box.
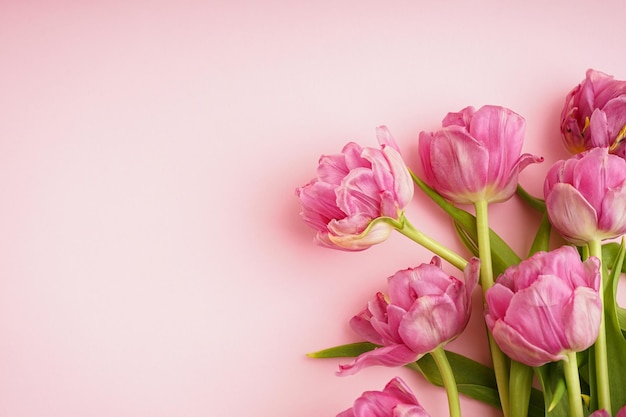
[1,0,626,416]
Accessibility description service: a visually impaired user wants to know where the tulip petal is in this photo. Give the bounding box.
[491,319,565,367]
[376,125,401,153]
[382,377,422,407]
[562,287,602,352]
[350,294,387,345]
[545,183,599,244]
[392,404,431,417]
[337,168,385,217]
[599,179,626,236]
[503,274,571,354]
[337,344,419,376]
[399,292,463,353]
[426,127,490,203]
[328,217,394,250]
[485,283,514,322]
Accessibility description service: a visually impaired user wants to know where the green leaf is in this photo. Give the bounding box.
[528,212,552,257]
[412,172,521,275]
[306,342,378,358]
[516,185,546,212]
[307,342,547,416]
[453,220,479,257]
[534,362,570,417]
[617,307,626,334]
[601,242,626,274]
[410,350,500,409]
[601,239,626,412]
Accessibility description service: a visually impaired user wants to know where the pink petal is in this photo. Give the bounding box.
[562,287,602,352]
[376,125,401,153]
[503,275,571,354]
[399,293,464,353]
[336,344,419,376]
[545,183,599,244]
[491,319,564,367]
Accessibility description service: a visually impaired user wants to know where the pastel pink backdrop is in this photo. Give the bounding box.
[1,1,626,416]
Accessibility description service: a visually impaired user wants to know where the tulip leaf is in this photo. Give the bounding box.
[528,212,552,257]
[617,307,626,334]
[453,220,479,256]
[534,362,569,417]
[601,238,626,413]
[306,342,378,358]
[601,242,626,273]
[516,184,546,212]
[411,172,521,274]
[307,342,547,416]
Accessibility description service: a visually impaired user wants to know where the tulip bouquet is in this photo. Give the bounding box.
[295,69,626,417]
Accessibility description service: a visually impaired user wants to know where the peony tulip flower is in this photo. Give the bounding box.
[589,406,626,417]
[544,147,626,245]
[561,68,626,157]
[337,256,479,375]
[336,377,431,417]
[418,105,542,204]
[484,246,602,367]
[295,126,414,251]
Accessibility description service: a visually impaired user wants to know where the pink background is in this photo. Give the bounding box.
[1,1,626,416]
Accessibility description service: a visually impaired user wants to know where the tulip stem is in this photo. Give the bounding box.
[431,347,461,417]
[588,239,611,415]
[393,217,468,271]
[474,199,510,417]
[563,352,584,417]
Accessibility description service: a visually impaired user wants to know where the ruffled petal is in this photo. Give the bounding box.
[337,344,419,376]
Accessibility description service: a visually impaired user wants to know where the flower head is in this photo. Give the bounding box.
[296,126,414,251]
[419,105,542,204]
[336,377,431,417]
[561,69,626,156]
[544,147,626,245]
[589,406,626,417]
[485,246,602,367]
[337,257,479,375]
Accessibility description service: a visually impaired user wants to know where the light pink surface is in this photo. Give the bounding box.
[1,1,626,416]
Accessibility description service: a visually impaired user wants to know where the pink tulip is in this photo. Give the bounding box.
[485,246,601,367]
[561,69,626,157]
[544,147,626,245]
[590,406,626,417]
[336,377,430,417]
[296,126,414,251]
[418,105,542,204]
[337,257,479,375]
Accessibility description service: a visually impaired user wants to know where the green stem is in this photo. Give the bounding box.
[431,347,461,417]
[588,239,611,414]
[474,199,510,417]
[509,360,533,417]
[392,217,468,271]
[563,351,584,417]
